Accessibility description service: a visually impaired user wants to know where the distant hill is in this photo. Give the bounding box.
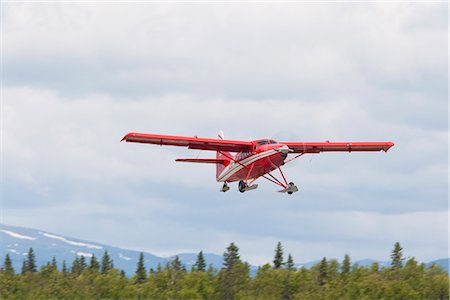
[1,224,447,276]
[0,224,228,276]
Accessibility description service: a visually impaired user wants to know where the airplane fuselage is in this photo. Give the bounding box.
[217,141,289,182]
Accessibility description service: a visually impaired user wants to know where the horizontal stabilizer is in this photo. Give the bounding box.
[175,158,227,164]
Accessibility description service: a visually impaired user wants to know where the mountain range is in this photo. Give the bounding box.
[1,224,447,276]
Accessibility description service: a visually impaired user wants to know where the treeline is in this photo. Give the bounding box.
[0,242,448,299]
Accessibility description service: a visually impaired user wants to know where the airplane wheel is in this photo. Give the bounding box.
[288,182,295,194]
[238,180,247,193]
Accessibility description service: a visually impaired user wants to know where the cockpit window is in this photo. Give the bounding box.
[257,140,269,146]
[257,139,278,146]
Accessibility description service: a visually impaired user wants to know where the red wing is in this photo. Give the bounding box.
[175,158,227,164]
[283,141,394,153]
[121,132,252,153]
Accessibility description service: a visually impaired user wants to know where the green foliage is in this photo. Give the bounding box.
[195,250,206,272]
[341,253,351,276]
[25,248,37,273]
[61,260,67,275]
[2,254,14,276]
[391,241,404,270]
[286,253,295,271]
[273,241,284,269]
[223,242,240,270]
[89,254,100,272]
[101,250,113,274]
[317,257,328,286]
[217,242,250,300]
[0,243,448,299]
[135,252,147,284]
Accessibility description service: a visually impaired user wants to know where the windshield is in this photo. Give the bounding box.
[257,139,278,146]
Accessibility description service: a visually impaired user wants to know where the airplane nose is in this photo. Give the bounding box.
[273,144,292,154]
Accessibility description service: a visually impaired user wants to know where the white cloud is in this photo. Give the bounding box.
[2,3,447,263]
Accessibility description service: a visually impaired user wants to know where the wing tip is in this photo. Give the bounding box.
[121,132,134,142]
[384,142,395,152]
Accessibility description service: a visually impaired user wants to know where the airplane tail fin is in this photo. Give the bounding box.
[216,130,231,180]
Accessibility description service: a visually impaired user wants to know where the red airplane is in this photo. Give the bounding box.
[121,131,394,194]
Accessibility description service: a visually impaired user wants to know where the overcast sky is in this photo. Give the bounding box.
[2,2,448,265]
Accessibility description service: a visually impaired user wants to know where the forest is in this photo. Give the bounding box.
[0,241,448,299]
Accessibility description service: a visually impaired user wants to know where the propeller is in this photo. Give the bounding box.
[271,131,308,168]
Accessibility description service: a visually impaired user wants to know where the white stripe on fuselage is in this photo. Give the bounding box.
[217,149,279,182]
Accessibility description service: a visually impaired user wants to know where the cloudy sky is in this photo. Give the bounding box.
[2,2,447,265]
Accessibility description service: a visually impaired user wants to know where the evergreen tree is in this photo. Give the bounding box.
[282,275,292,300]
[219,242,249,300]
[71,256,82,275]
[21,260,26,275]
[273,242,284,269]
[390,241,404,269]
[79,255,87,271]
[89,254,100,272]
[224,242,241,270]
[286,253,295,271]
[317,257,328,286]
[370,261,379,273]
[171,255,182,272]
[51,257,58,271]
[341,254,351,276]
[101,250,113,274]
[3,254,14,275]
[135,252,147,284]
[62,260,67,275]
[195,250,206,272]
[25,248,37,273]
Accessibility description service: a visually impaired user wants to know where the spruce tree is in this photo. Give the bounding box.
[51,257,57,271]
[135,252,147,284]
[317,257,328,286]
[282,276,292,300]
[390,241,404,269]
[79,255,87,271]
[171,255,182,272]
[286,253,295,271]
[71,256,81,275]
[3,254,14,275]
[21,260,26,275]
[62,260,67,275]
[195,251,206,272]
[220,242,249,300]
[223,242,241,270]
[273,242,284,269]
[101,250,113,274]
[89,254,100,272]
[341,254,351,276]
[26,248,37,273]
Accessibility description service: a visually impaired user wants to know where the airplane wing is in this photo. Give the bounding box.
[121,132,252,153]
[175,158,227,164]
[282,141,394,153]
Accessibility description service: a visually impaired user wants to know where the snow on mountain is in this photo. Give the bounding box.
[0,224,218,276]
[0,224,447,276]
[1,229,36,240]
[39,232,102,249]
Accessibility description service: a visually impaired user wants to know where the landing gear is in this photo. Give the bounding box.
[288,182,295,195]
[238,180,246,193]
[279,182,299,194]
[220,182,230,192]
[238,180,258,193]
